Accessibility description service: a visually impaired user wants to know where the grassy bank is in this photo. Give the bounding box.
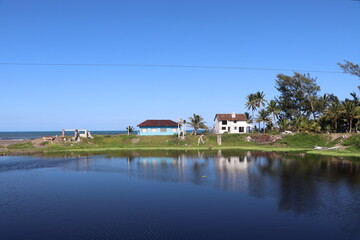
[2,133,360,157]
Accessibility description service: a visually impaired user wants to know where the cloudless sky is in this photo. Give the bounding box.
[0,0,359,131]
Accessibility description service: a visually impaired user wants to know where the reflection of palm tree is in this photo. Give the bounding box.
[187,114,206,135]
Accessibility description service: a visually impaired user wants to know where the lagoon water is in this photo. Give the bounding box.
[1,150,360,240]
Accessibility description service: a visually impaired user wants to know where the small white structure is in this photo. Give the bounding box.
[62,129,93,138]
[214,112,253,134]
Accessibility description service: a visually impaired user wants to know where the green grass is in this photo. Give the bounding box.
[1,133,357,158]
[7,141,34,149]
[306,149,360,158]
[42,133,329,154]
[278,133,331,148]
[45,146,307,153]
[343,135,360,148]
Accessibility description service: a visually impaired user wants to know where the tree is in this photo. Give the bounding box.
[256,109,272,132]
[254,91,268,108]
[322,102,344,132]
[266,100,280,129]
[244,112,253,123]
[342,101,360,133]
[278,118,290,131]
[245,94,257,120]
[187,114,206,135]
[275,72,320,119]
[338,60,360,90]
[126,126,135,135]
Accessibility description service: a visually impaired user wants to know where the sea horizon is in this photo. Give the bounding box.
[0,130,127,140]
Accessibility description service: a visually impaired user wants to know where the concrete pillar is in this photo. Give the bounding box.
[217,134,222,145]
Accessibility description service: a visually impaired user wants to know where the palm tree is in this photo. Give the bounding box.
[256,109,272,132]
[342,101,360,132]
[254,91,268,108]
[322,103,344,132]
[244,112,253,123]
[126,126,135,135]
[187,114,206,135]
[266,100,280,129]
[291,116,304,132]
[278,118,290,131]
[245,94,257,121]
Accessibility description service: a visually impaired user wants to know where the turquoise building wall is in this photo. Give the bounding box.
[139,127,178,136]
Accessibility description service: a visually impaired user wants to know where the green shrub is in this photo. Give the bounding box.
[343,135,360,148]
[8,141,34,149]
[40,141,50,146]
[45,144,67,150]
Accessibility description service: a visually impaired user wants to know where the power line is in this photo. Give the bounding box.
[0,62,345,74]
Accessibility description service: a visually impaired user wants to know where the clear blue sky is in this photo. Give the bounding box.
[0,0,359,131]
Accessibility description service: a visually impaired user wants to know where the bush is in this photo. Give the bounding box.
[343,135,360,148]
[40,141,50,146]
[8,141,34,149]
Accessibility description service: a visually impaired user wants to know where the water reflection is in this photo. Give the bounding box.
[2,150,360,217]
[2,150,360,239]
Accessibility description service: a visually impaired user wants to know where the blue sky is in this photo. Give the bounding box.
[0,0,359,131]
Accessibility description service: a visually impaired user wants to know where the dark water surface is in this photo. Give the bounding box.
[1,150,360,240]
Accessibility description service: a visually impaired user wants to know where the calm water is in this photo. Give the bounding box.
[1,150,360,240]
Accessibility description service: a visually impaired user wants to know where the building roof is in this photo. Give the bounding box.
[137,120,178,127]
[214,114,248,121]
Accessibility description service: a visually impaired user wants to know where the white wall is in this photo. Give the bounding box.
[214,117,252,134]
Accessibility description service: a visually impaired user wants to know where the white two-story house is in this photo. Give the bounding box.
[214,112,253,134]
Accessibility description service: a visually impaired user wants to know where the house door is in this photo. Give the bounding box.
[228,127,230,132]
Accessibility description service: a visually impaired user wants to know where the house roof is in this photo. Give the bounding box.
[214,114,248,121]
[137,120,178,127]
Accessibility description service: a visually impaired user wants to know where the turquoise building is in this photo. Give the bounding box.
[137,120,178,136]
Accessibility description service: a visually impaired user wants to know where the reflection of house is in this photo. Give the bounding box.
[214,112,253,134]
[137,120,178,136]
[215,151,252,192]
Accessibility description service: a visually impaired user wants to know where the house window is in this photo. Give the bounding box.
[239,127,244,132]
[222,120,227,125]
[141,128,147,133]
[160,128,166,132]
[151,128,157,132]
[234,121,237,123]
[222,127,226,130]
[171,128,177,132]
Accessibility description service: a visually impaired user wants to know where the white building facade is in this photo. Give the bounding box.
[214,112,253,134]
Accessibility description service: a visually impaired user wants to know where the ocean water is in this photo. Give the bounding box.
[0,131,127,140]
[0,130,200,140]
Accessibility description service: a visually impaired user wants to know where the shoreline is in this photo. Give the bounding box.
[1,134,360,158]
[2,146,359,158]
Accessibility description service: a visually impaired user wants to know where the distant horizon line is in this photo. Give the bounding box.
[0,62,345,74]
